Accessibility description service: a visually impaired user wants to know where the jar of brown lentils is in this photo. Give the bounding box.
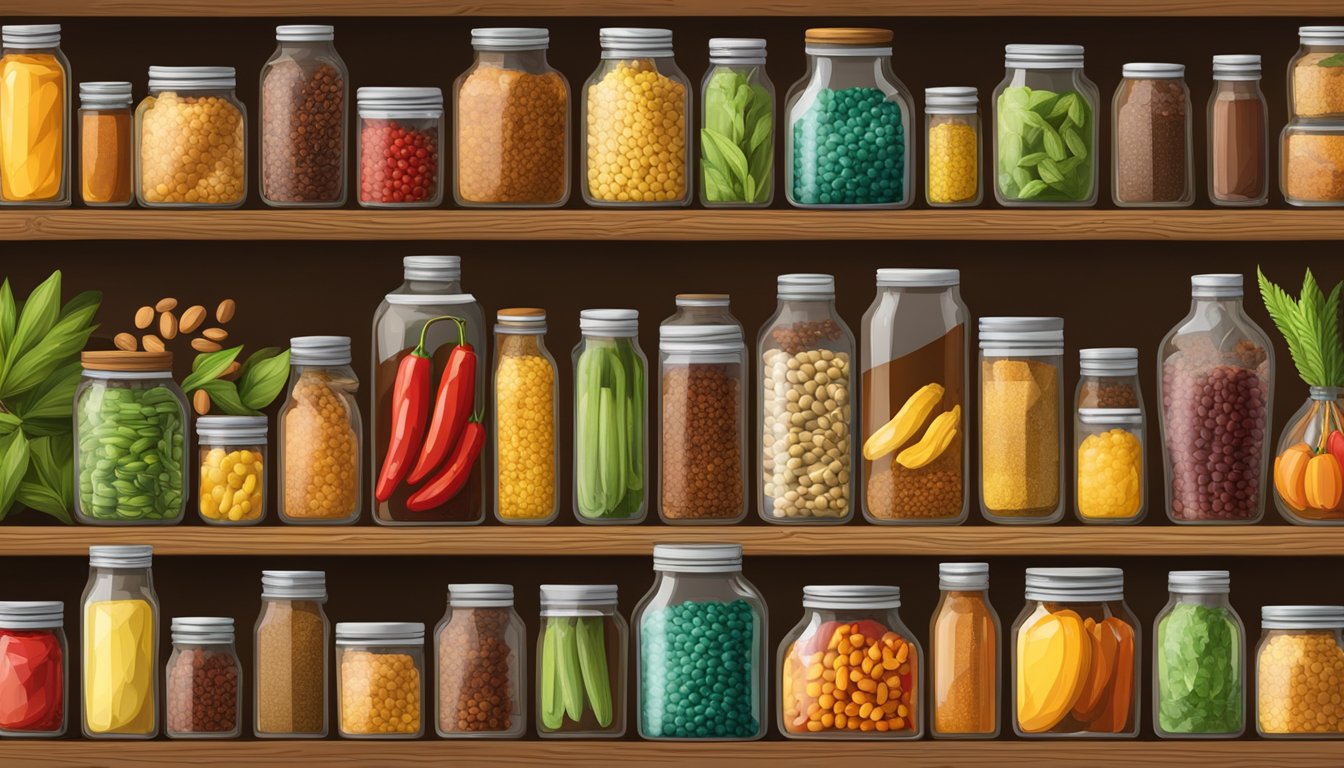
[259,25,348,207]
[165,617,241,739]
[435,584,526,738]
[1076,348,1144,410]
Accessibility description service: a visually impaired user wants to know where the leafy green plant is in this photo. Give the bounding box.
[700,68,773,204]
[183,345,291,415]
[997,86,1093,202]
[1257,266,1344,388]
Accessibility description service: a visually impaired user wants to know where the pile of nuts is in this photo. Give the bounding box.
[113,297,238,415]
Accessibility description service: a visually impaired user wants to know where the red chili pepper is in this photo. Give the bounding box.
[406,417,485,511]
[407,318,476,485]
[375,315,461,502]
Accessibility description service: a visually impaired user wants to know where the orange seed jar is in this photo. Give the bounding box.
[279,336,362,524]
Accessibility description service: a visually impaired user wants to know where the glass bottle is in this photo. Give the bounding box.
[925,87,981,206]
[434,584,526,738]
[254,571,329,738]
[662,294,742,331]
[1154,571,1245,739]
[195,415,267,526]
[1272,386,1344,524]
[1288,26,1344,119]
[0,601,67,738]
[573,309,648,524]
[356,87,443,207]
[1208,54,1268,207]
[1256,605,1344,738]
[0,24,70,206]
[1112,63,1193,208]
[536,584,627,738]
[259,24,349,207]
[929,564,999,739]
[336,622,425,739]
[135,66,246,208]
[78,81,132,207]
[278,336,362,525]
[494,309,560,525]
[165,618,241,739]
[81,545,159,739]
[700,37,774,207]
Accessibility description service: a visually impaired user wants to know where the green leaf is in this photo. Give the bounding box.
[1037,157,1065,185]
[748,113,772,155]
[1320,53,1344,67]
[701,128,750,191]
[182,346,243,393]
[1018,180,1049,199]
[60,289,102,322]
[1026,89,1059,115]
[0,430,30,521]
[239,349,291,411]
[703,165,735,202]
[1047,93,1076,120]
[1017,152,1048,167]
[201,378,258,416]
[1004,86,1030,109]
[0,279,15,361]
[1324,281,1344,386]
[1068,95,1088,128]
[0,412,19,436]
[0,297,99,399]
[1259,266,1328,387]
[1062,123,1088,160]
[237,346,283,381]
[16,434,72,523]
[0,271,61,392]
[10,361,80,421]
[1011,167,1033,190]
[1041,123,1067,161]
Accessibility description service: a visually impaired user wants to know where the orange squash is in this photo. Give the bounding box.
[1275,443,1312,511]
[1017,608,1090,734]
[1091,618,1135,733]
[1071,617,1118,723]
[1305,453,1344,511]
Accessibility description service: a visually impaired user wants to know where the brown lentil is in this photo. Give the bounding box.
[1078,379,1140,408]
[166,647,239,735]
[867,432,962,520]
[256,600,327,735]
[261,61,345,204]
[437,607,516,734]
[282,369,359,520]
[456,65,567,205]
[661,363,742,520]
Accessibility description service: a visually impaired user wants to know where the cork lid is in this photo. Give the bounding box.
[81,350,173,372]
[498,307,545,319]
[805,28,892,45]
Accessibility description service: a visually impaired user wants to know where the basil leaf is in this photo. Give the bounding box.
[1011,167,1033,190]
[201,378,258,416]
[237,346,283,381]
[239,349,291,411]
[744,174,757,205]
[1018,180,1049,199]
[1042,123,1067,161]
[1027,89,1059,114]
[6,270,59,361]
[0,412,18,436]
[703,165,735,202]
[1017,152,1048,167]
[0,298,99,399]
[60,289,101,321]
[16,434,72,523]
[1062,123,1088,159]
[1004,86,1030,109]
[0,430,30,521]
[1048,93,1076,120]
[1320,53,1344,67]
[702,128,750,191]
[1037,157,1065,185]
[183,346,243,393]
[11,361,80,421]
[1068,95,1088,128]
[0,279,15,361]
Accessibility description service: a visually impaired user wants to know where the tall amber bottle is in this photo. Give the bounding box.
[930,562,1000,738]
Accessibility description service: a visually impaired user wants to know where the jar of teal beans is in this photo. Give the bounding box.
[74,351,188,525]
[634,544,766,740]
[784,28,913,209]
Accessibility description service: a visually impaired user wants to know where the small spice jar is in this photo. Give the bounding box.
[435,584,526,738]
[1075,409,1145,525]
[165,617,241,739]
[925,87,981,206]
[196,415,267,526]
[357,87,443,207]
[1289,26,1344,119]
[1257,605,1344,738]
[259,24,349,207]
[337,622,425,739]
[663,294,743,331]
[278,336,361,525]
[573,310,649,524]
[81,545,159,739]
[1208,55,1268,207]
[1112,63,1193,207]
[78,81,132,207]
[930,564,999,739]
[254,570,329,738]
[536,584,628,738]
[494,309,560,525]
[700,38,774,207]
[0,601,67,738]
[1076,347,1142,409]
[779,585,921,739]
[0,24,70,206]
[1154,571,1245,739]
[135,66,246,208]
[1282,121,1344,206]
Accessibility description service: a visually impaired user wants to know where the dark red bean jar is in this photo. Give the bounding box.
[165,617,241,739]
[0,601,66,737]
[357,87,443,208]
[1158,273,1274,524]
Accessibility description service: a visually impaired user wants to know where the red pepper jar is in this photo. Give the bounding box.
[0,601,67,737]
[356,87,443,208]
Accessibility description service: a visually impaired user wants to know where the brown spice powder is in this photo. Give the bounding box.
[256,600,326,735]
[932,591,997,734]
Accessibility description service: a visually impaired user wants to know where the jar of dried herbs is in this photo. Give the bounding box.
[1154,570,1244,738]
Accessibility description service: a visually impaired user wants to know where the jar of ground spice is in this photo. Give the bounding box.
[135,66,246,208]
[1208,55,1268,207]
[930,564,999,739]
[0,601,67,738]
[165,617,240,739]
[1289,26,1344,119]
[357,87,443,207]
[434,584,526,738]
[1112,63,1193,207]
[253,570,329,738]
[78,81,132,207]
[260,25,348,207]
[337,622,425,739]
[278,336,362,525]
[1282,121,1344,205]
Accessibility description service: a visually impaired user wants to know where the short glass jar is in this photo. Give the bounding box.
[1112,63,1193,207]
[435,584,526,738]
[1289,26,1344,119]
[1154,571,1245,739]
[1282,121,1344,206]
[78,81,133,207]
[1075,408,1145,525]
[0,601,67,738]
[357,86,443,207]
[700,38,774,207]
[536,584,627,738]
[165,618,241,739]
[1257,605,1344,738]
[1076,347,1143,410]
[337,622,425,739]
[259,24,349,207]
[1208,55,1268,207]
[254,570,329,738]
[663,294,742,331]
[1273,386,1344,524]
[135,66,246,208]
[82,545,159,739]
[930,564,999,739]
[573,310,649,524]
[278,336,361,525]
[196,415,267,526]
[494,309,560,525]
[0,24,71,207]
[925,87,981,206]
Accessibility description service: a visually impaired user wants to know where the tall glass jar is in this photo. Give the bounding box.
[259,24,348,207]
[536,584,627,738]
[659,324,747,524]
[573,309,648,524]
[635,544,766,740]
[663,293,742,331]
[165,618,241,739]
[930,564,999,739]
[254,570,329,739]
[435,584,526,738]
[978,317,1065,524]
[1257,605,1344,738]
[1075,409,1146,524]
[279,336,361,525]
[0,601,67,738]
[1012,568,1139,738]
[700,37,774,207]
[372,256,486,525]
[454,28,569,207]
[135,66,246,208]
[1289,26,1344,119]
[493,309,559,524]
[1158,274,1273,524]
[925,87,981,206]
[74,351,188,525]
[1112,63,1193,207]
[759,274,855,524]
[1282,121,1344,206]
[993,44,1098,206]
[78,81,132,207]
[786,28,912,208]
[1208,55,1268,207]
[81,545,159,739]
[861,269,968,525]
[0,25,70,207]
[196,415,267,526]
[1154,571,1245,739]
[336,622,425,739]
[357,87,443,207]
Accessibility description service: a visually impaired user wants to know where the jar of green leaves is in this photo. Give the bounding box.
[1153,570,1245,738]
[700,38,774,207]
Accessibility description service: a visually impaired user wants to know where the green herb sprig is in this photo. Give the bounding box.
[700,68,773,204]
[184,345,291,415]
[1257,266,1344,388]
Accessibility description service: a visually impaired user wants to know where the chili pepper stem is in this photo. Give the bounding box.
[415,315,466,357]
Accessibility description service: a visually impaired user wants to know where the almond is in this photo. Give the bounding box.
[179,305,206,334]
[155,297,178,312]
[134,306,155,329]
[202,327,229,342]
[191,338,222,353]
[113,332,138,351]
[159,311,178,340]
[220,361,241,380]
[216,298,236,324]
[192,389,211,416]
[142,334,165,353]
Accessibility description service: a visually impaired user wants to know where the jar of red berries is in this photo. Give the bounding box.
[356,87,443,207]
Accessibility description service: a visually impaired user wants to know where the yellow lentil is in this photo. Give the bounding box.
[1076,428,1142,519]
[585,59,687,203]
[927,119,977,204]
[1257,631,1344,735]
[199,447,264,522]
[495,337,556,520]
[137,91,245,206]
[339,650,421,735]
[282,370,359,521]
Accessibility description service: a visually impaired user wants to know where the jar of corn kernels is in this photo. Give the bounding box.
[135,66,246,208]
[336,622,424,739]
[1256,605,1344,738]
[925,87,981,206]
[278,336,361,525]
[196,416,267,526]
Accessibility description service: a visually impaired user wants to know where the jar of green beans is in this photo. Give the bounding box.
[572,309,648,525]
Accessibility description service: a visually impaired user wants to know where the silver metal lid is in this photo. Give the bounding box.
[1077,407,1143,426]
[449,583,514,608]
[600,28,674,58]
[289,335,351,366]
[471,27,549,51]
[778,273,835,300]
[1122,62,1185,79]
[979,316,1064,351]
[276,24,334,42]
[148,66,236,90]
[803,585,901,610]
[659,323,743,349]
[80,81,133,108]
[0,601,63,629]
[1005,44,1085,68]
[675,294,730,307]
[89,545,153,569]
[1262,605,1344,630]
[939,562,989,591]
[1213,54,1261,79]
[709,37,766,63]
[924,87,978,114]
[1168,570,1231,594]
[2,24,59,48]
[357,86,444,111]
[1079,347,1138,375]
[876,268,960,288]
[1300,26,1344,44]
[1191,273,1243,298]
[1025,567,1124,602]
[196,415,267,443]
[172,617,235,644]
[580,308,639,337]
[262,570,327,600]
[653,543,743,573]
[336,621,425,645]
[540,584,618,606]
[403,255,459,281]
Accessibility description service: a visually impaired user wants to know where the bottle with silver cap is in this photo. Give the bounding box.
[78,81,133,206]
[356,86,443,207]
[700,38,773,207]
[278,336,361,525]
[536,584,627,737]
[1289,26,1344,119]
[434,584,525,738]
[165,617,241,738]
[860,268,969,525]
[1011,567,1139,738]
[0,600,67,737]
[135,66,246,208]
[1157,274,1273,524]
[1112,63,1194,207]
[259,25,349,207]
[81,545,159,738]
[1075,347,1146,525]
[662,294,742,331]
[1208,54,1268,207]
[254,570,329,738]
[925,87,982,206]
[336,621,426,738]
[0,24,70,206]
[1256,605,1344,737]
[195,415,268,525]
[1153,570,1244,738]
[494,308,559,524]
[930,563,999,738]
[573,309,648,523]
[634,544,765,740]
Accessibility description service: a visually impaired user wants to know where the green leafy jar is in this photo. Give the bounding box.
[1154,570,1245,738]
[700,38,773,207]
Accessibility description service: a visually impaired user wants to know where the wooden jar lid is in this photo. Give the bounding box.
[81,350,173,372]
[805,28,894,45]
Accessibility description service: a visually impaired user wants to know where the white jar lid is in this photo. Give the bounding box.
[803,585,901,610]
[172,617,235,644]
[938,562,988,591]
[197,415,267,443]
[357,86,444,110]
[2,24,59,47]
[660,323,743,351]
[403,255,459,281]
[276,24,334,42]
[149,66,236,90]
[709,37,766,63]
[262,570,327,600]
[675,293,730,307]
[1080,347,1138,375]
[472,27,549,51]
[540,584,618,607]
[1122,62,1185,79]
[449,583,514,608]
[1262,605,1344,630]
[1300,26,1344,44]
[1025,567,1124,602]
[336,622,425,645]
[1078,407,1142,426]
[0,601,63,629]
[778,273,835,300]
[1191,273,1243,298]
[979,316,1063,352]
[80,81,133,108]
[653,543,742,573]
[925,87,978,114]
[876,268,960,288]
[1005,43,1084,68]
[1168,570,1230,594]
[1213,54,1261,79]
[89,545,153,568]
[600,27,673,58]
[290,335,351,366]
[580,308,638,337]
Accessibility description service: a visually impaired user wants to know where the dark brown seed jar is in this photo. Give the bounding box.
[260,25,348,207]
[1112,64,1193,207]
[165,618,241,739]
[434,585,525,738]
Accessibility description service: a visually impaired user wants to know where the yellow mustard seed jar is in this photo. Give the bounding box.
[135,66,247,208]
[925,87,981,206]
[493,309,559,525]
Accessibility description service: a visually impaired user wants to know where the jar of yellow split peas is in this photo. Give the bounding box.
[336,622,424,739]
[493,309,559,525]
[196,416,267,526]
[1256,605,1344,738]
[135,66,247,208]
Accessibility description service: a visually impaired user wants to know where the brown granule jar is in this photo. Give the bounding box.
[435,585,525,738]
[165,618,241,738]
[866,432,962,520]
[260,26,347,206]
[254,571,328,737]
[280,336,361,524]
[1113,65,1192,205]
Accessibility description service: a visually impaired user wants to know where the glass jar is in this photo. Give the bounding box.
[925,87,981,206]
[254,571,329,738]
[81,545,159,739]
[659,324,747,524]
[993,44,1098,206]
[259,24,349,207]
[759,274,855,524]
[663,293,742,331]
[165,618,241,739]
[1075,409,1145,524]
[494,309,559,525]
[1112,63,1193,207]
[0,601,67,738]
[196,415,267,526]
[74,351,188,525]
[1273,386,1344,524]
[1154,571,1245,739]
[635,544,766,740]
[1208,55,1268,207]
[978,318,1065,524]
[700,38,774,207]
[1012,568,1140,738]
[1282,121,1344,206]
[861,269,968,525]
[930,564,999,739]
[582,28,691,207]
[0,25,70,207]
[1289,26,1344,119]
[357,86,443,207]
[1158,274,1274,524]
[337,622,425,739]
[573,309,648,524]
[1257,605,1344,738]
[785,28,912,208]
[1077,347,1143,409]
[278,336,361,525]
[372,255,486,525]
[135,66,246,208]
[435,584,526,738]
[78,81,132,207]
[536,584,627,738]
[454,28,569,208]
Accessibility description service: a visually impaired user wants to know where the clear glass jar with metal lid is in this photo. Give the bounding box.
[165,617,241,739]
[663,294,742,330]
[279,336,361,525]
[1012,567,1139,738]
[1112,63,1193,207]
[1282,120,1344,205]
[786,28,912,209]
[1289,26,1344,119]
[79,81,132,207]
[1075,408,1145,524]
[537,584,627,738]
[979,317,1065,524]
[135,66,246,208]
[337,622,425,738]
[925,87,981,206]
[700,37,774,207]
[254,570,329,738]
[861,269,968,525]
[260,25,349,207]
[81,545,159,739]
[494,309,560,525]
[994,44,1098,206]
[1257,605,1344,737]
[1077,347,1143,410]
[1154,571,1245,739]
[0,24,70,206]
[1209,55,1268,207]
[0,601,67,737]
[435,584,526,738]
[635,544,766,740]
[931,564,999,739]
[357,86,443,207]
[455,27,569,208]
[574,309,648,524]
[196,415,267,526]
